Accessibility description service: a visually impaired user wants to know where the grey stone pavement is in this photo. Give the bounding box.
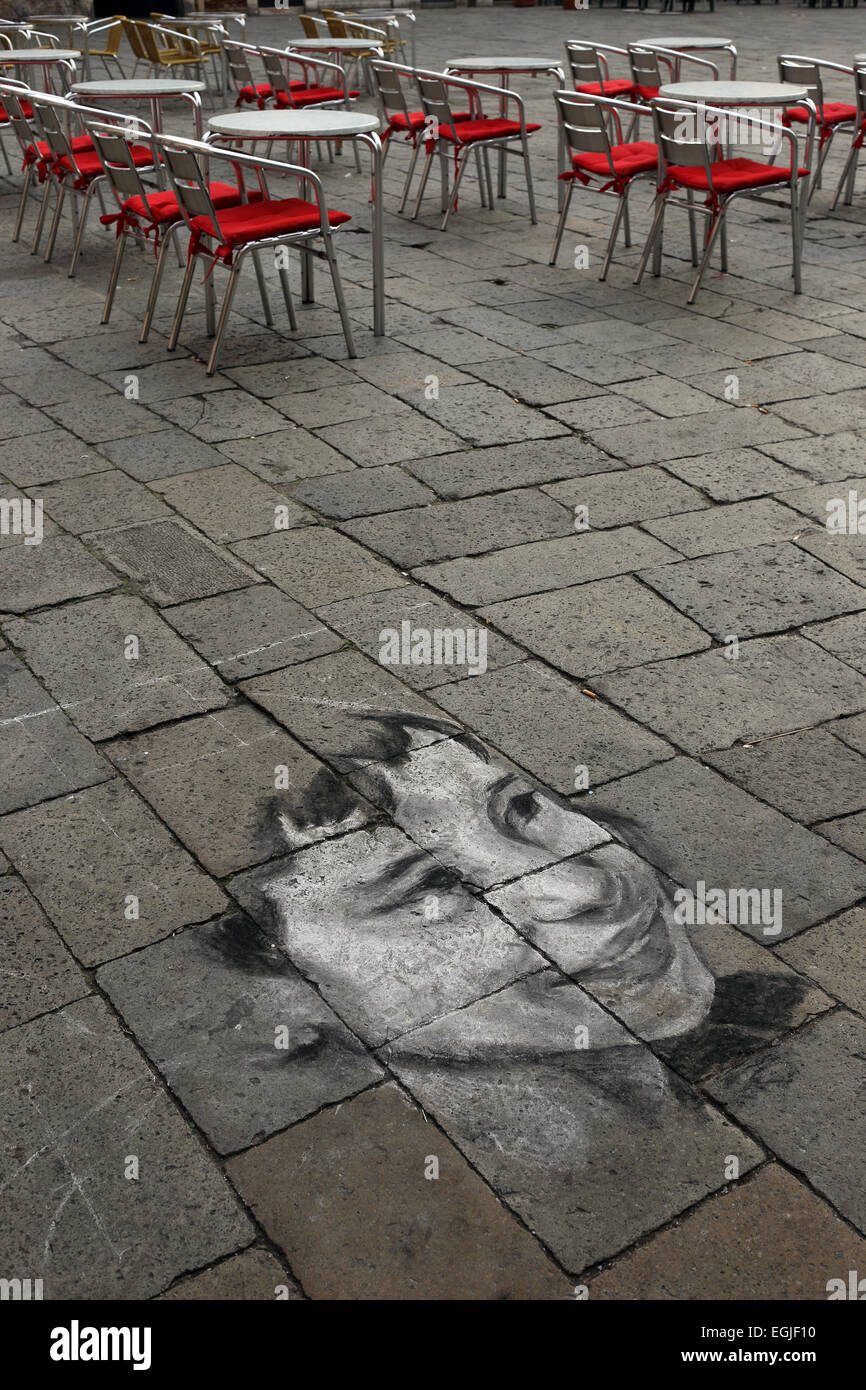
[3,3,866,1302]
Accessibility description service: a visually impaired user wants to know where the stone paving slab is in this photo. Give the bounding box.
[589,1165,866,1301]
[414,527,680,605]
[0,535,118,614]
[759,431,866,484]
[591,635,866,755]
[5,595,230,740]
[106,705,372,878]
[0,649,111,813]
[0,429,112,488]
[35,471,171,536]
[432,660,673,794]
[590,758,866,940]
[227,1083,570,1300]
[87,519,260,607]
[97,915,382,1155]
[779,906,866,1015]
[233,527,402,610]
[661,447,813,503]
[480,575,711,680]
[405,437,619,499]
[0,995,252,1299]
[641,543,866,641]
[158,1249,303,1301]
[0,876,89,1033]
[386,972,762,1273]
[707,1011,866,1236]
[343,488,574,569]
[163,585,344,681]
[151,466,310,544]
[705,730,866,825]
[544,466,707,528]
[0,778,227,966]
[643,499,805,559]
[291,465,435,520]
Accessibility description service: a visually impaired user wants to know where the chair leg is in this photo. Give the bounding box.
[688,207,726,304]
[483,148,494,209]
[68,183,96,276]
[141,225,178,343]
[601,194,627,281]
[204,261,216,336]
[31,175,54,255]
[207,262,240,376]
[322,232,356,359]
[522,137,537,224]
[686,188,698,266]
[411,147,435,221]
[13,164,33,244]
[277,258,297,330]
[168,250,198,350]
[791,182,803,293]
[475,148,487,208]
[549,177,574,266]
[634,196,666,284]
[832,139,859,208]
[251,249,273,325]
[43,181,67,264]
[398,138,421,216]
[441,150,471,231]
[0,136,11,177]
[102,227,127,322]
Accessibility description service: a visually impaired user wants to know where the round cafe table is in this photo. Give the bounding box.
[71,78,205,139]
[0,49,79,91]
[208,107,385,335]
[637,36,738,80]
[445,56,564,201]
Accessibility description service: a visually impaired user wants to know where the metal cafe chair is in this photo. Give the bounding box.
[550,91,659,279]
[156,132,356,374]
[831,63,866,208]
[627,43,719,105]
[778,54,857,201]
[635,96,814,304]
[411,68,540,230]
[369,59,473,215]
[0,78,44,227]
[27,88,159,274]
[564,41,635,100]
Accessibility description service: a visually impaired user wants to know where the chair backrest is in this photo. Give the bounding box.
[628,45,662,94]
[554,90,616,173]
[224,39,258,91]
[325,16,349,38]
[160,138,223,237]
[27,90,78,169]
[298,15,325,38]
[85,118,160,220]
[88,19,123,57]
[778,56,824,116]
[564,42,603,91]
[258,45,292,102]
[134,22,165,66]
[0,79,37,152]
[415,72,458,132]
[369,60,414,127]
[653,99,715,180]
[123,17,148,63]
[853,63,866,120]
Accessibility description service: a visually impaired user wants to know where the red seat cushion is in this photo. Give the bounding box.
[190,195,351,247]
[784,101,856,126]
[438,117,541,145]
[275,85,359,108]
[57,143,154,179]
[635,84,659,102]
[32,134,94,159]
[575,79,635,98]
[0,99,33,121]
[237,82,272,103]
[122,181,263,226]
[666,156,809,194]
[389,108,472,133]
[567,140,658,181]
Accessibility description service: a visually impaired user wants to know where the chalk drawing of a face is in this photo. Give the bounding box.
[245,711,716,1050]
[226,710,815,1262]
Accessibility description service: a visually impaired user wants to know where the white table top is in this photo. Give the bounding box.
[447,55,562,72]
[0,48,79,62]
[659,80,805,106]
[24,14,89,22]
[72,78,206,96]
[640,37,736,51]
[353,9,415,16]
[209,108,380,138]
[289,37,383,51]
